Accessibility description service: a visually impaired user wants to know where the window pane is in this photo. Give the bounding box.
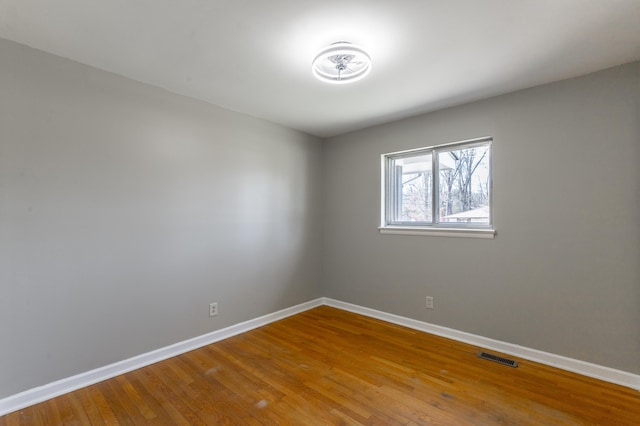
[391,153,432,222]
[438,144,490,224]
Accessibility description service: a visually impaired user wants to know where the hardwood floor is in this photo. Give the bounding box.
[2,306,639,425]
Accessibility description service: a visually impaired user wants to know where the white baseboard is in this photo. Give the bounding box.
[0,298,324,416]
[2,297,638,416]
[322,297,640,392]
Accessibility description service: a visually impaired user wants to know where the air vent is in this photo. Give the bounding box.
[477,351,518,368]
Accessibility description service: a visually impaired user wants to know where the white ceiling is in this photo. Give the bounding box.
[1,1,639,138]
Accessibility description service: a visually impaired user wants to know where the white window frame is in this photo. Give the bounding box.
[380,136,495,239]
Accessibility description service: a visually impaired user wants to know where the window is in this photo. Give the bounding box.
[381,137,494,238]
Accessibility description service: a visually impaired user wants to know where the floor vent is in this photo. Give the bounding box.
[477,351,518,368]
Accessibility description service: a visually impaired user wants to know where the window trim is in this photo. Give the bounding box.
[380,136,495,238]
[378,226,495,238]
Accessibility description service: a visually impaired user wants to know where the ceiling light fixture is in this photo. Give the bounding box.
[312,42,372,84]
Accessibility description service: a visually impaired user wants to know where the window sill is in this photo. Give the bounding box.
[378,226,495,239]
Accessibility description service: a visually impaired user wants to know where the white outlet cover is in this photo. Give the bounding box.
[426,296,434,309]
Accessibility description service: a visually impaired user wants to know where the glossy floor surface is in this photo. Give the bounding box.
[2,306,639,425]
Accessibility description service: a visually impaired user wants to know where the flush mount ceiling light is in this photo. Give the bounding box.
[312,42,372,84]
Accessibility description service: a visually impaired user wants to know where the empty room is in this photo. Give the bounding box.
[1,1,639,424]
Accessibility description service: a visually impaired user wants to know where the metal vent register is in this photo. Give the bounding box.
[477,351,518,368]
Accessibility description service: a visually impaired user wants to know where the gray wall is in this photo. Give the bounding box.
[1,34,638,401]
[0,38,323,398]
[323,62,640,374]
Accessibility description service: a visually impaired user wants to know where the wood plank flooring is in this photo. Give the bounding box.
[2,306,639,425]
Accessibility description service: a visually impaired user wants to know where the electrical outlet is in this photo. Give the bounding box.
[209,302,218,317]
[425,296,434,310]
